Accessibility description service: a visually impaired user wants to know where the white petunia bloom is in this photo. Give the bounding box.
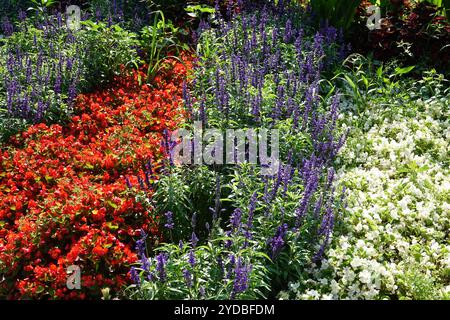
[283,92,449,300]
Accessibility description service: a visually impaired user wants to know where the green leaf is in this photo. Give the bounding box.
[394,65,416,75]
[105,222,119,230]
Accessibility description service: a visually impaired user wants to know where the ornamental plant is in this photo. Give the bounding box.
[0,57,193,299]
[351,1,450,74]
[0,11,82,141]
[127,0,348,300]
[280,68,450,300]
[0,10,142,141]
[77,19,141,91]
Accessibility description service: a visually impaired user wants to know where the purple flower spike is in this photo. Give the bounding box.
[230,208,243,231]
[164,211,174,230]
[130,266,140,286]
[268,223,289,259]
[191,232,199,248]
[231,257,251,299]
[156,252,168,282]
[183,268,192,288]
[188,249,196,268]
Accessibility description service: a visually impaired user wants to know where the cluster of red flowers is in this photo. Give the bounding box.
[0,57,192,299]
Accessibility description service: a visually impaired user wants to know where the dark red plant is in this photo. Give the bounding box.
[351,1,450,73]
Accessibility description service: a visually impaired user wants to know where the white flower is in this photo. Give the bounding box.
[359,269,372,284]
[284,91,449,300]
[350,257,363,269]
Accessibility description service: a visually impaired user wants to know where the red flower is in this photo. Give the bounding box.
[92,246,108,257]
[0,56,193,299]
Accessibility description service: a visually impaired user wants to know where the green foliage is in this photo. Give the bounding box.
[185,4,216,18]
[0,16,81,141]
[140,11,188,83]
[334,53,449,126]
[144,0,198,11]
[444,0,450,16]
[420,0,450,17]
[78,20,141,90]
[27,0,57,12]
[152,165,217,242]
[125,236,271,300]
[332,54,416,117]
[310,0,361,30]
[0,116,28,143]
[141,0,202,22]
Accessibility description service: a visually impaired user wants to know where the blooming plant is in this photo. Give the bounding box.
[0,57,192,299]
[279,67,450,300]
[0,11,82,140]
[0,10,143,141]
[0,0,448,301]
[127,0,347,300]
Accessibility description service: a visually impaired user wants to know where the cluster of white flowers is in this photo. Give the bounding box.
[280,96,450,300]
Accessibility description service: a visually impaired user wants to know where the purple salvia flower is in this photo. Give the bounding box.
[247,192,257,229]
[230,208,242,231]
[200,96,207,126]
[56,12,63,28]
[251,28,257,48]
[284,19,293,43]
[261,28,268,57]
[273,84,285,120]
[54,74,62,94]
[135,230,150,273]
[295,158,320,227]
[1,17,14,36]
[156,252,168,282]
[125,176,132,189]
[326,168,335,191]
[188,249,196,268]
[224,230,233,249]
[272,26,278,47]
[314,199,335,262]
[130,267,140,286]
[68,81,77,104]
[191,232,199,248]
[164,211,174,230]
[35,101,46,122]
[183,268,192,288]
[230,257,251,299]
[313,195,323,219]
[199,286,206,298]
[226,254,236,279]
[66,57,74,71]
[18,10,27,21]
[268,223,289,258]
[268,162,283,203]
[137,176,145,190]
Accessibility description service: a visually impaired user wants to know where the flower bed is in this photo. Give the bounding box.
[0,58,192,299]
[0,0,449,301]
[280,85,450,300]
